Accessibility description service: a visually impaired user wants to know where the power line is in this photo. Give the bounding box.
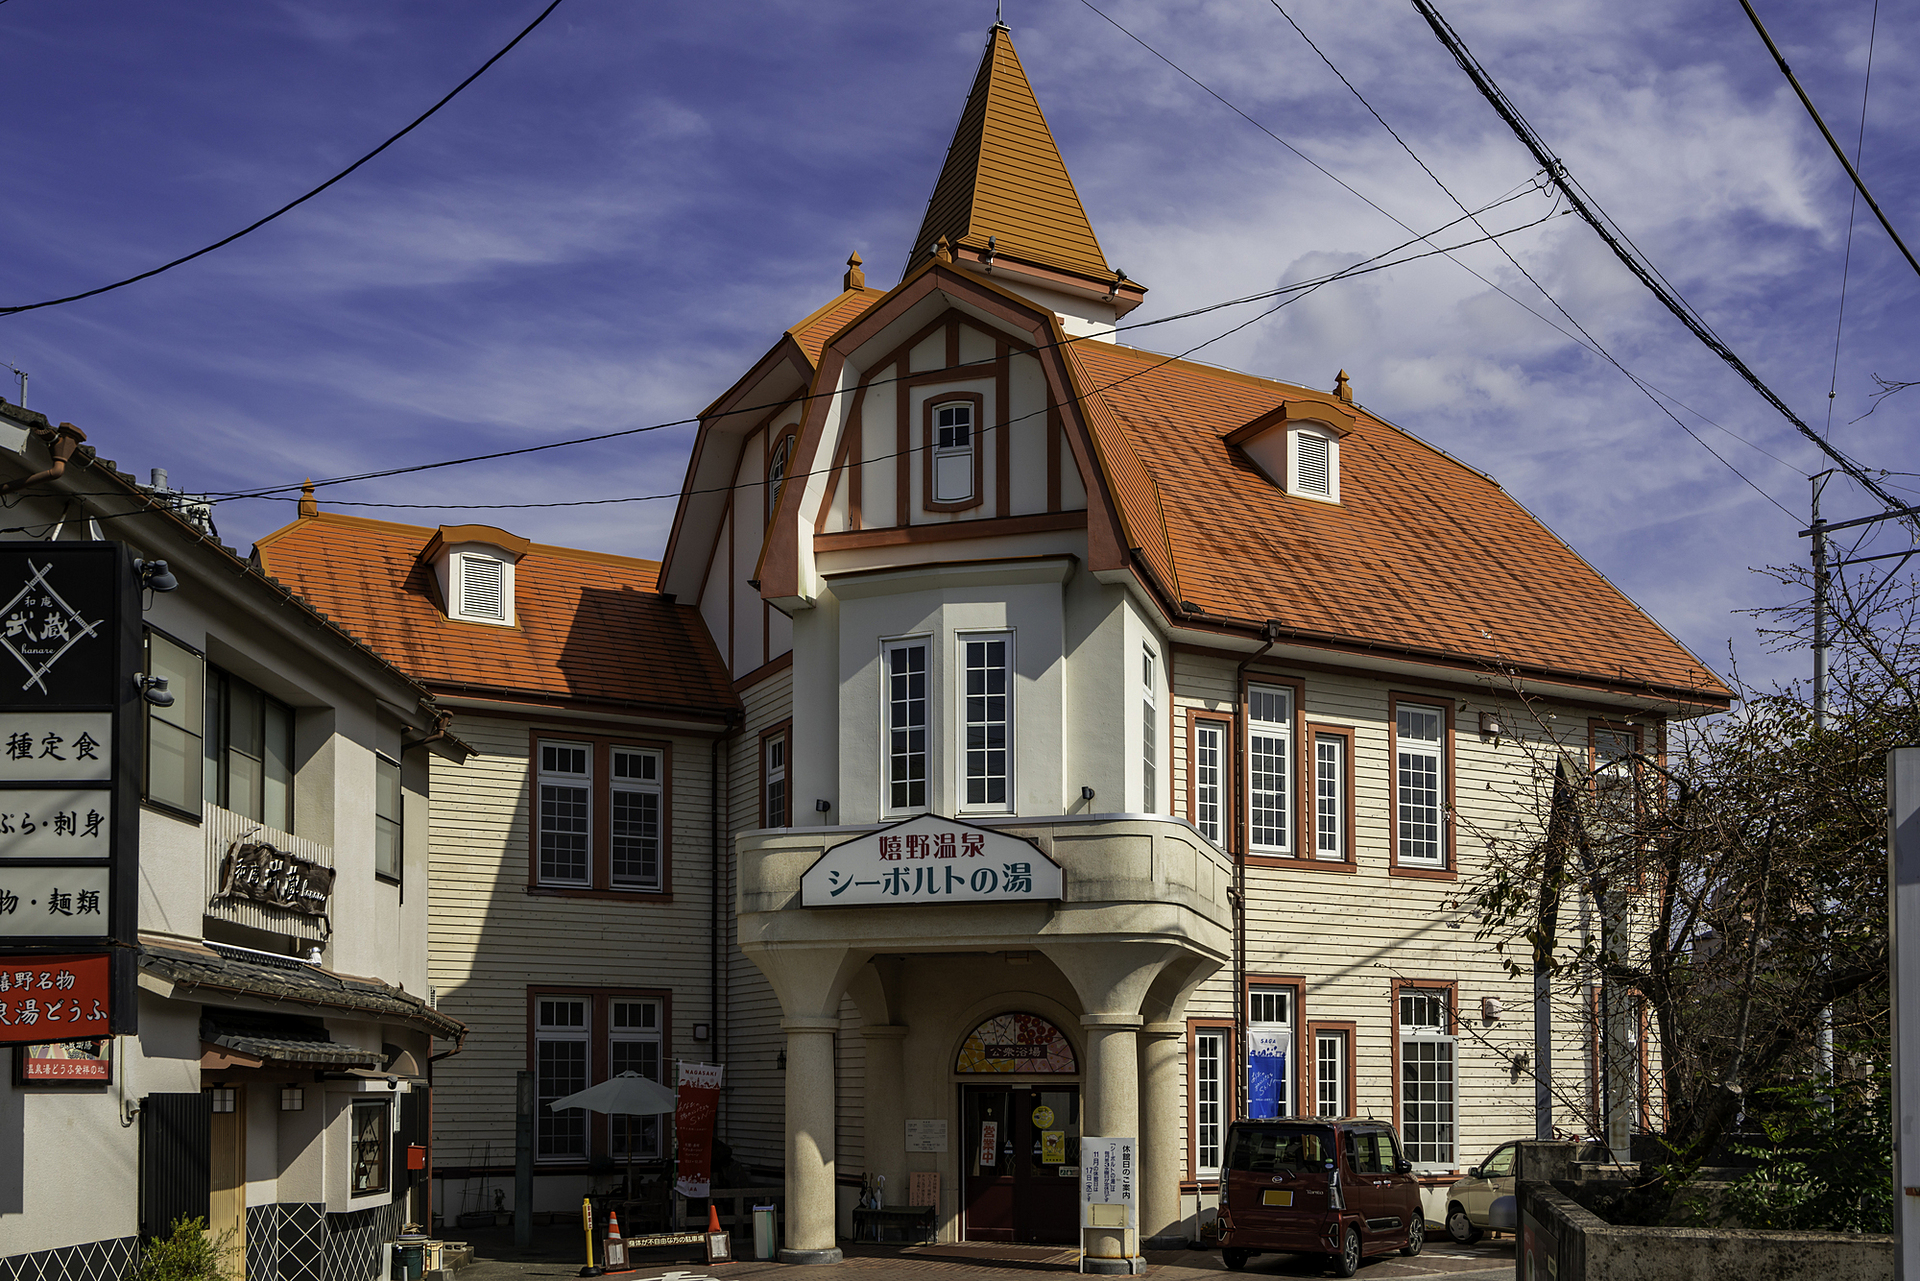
[1823,0,1881,436]
[1737,0,1920,282]
[1409,0,1917,533]
[0,0,568,318]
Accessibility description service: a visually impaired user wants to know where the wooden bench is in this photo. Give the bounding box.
[851,1205,935,1244]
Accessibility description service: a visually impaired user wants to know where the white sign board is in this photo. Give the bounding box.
[0,864,109,937]
[905,1119,949,1153]
[0,790,113,859]
[1080,1136,1136,1230]
[800,814,1063,908]
[0,713,111,781]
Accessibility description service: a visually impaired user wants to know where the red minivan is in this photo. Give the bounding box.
[1217,1118,1425,1277]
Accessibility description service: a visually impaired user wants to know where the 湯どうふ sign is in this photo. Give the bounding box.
[0,953,110,1044]
[799,814,1063,907]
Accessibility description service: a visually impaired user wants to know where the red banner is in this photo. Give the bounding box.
[0,953,109,1043]
[673,1062,724,1197]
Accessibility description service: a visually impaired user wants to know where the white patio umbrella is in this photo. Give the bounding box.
[551,1071,677,1203]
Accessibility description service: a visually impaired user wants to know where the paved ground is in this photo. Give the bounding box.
[445,1225,1516,1281]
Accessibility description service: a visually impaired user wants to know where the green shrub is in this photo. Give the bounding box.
[1725,1054,1892,1234]
[128,1217,238,1281]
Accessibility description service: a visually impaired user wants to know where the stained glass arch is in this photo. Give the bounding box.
[954,1012,1079,1074]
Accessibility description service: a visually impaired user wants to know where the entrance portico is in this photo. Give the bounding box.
[737,815,1230,1266]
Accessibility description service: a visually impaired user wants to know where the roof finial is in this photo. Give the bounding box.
[844,251,865,291]
[297,478,319,519]
[1334,369,1353,404]
[994,1,1007,31]
[935,236,953,264]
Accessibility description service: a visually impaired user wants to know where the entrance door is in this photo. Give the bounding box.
[208,1087,246,1280]
[961,1084,1081,1244]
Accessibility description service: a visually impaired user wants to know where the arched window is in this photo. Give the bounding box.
[767,434,793,520]
[927,398,979,507]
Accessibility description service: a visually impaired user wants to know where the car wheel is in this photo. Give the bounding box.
[1222,1248,1250,1271]
[1400,1215,1425,1256]
[1332,1225,1362,1278]
[1446,1204,1481,1245]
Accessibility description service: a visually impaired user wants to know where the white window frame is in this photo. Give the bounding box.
[1247,985,1295,1116]
[609,747,662,892]
[1288,425,1339,502]
[535,997,590,1162]
[958,631,1013,813]
[608,998,664,1159]
[1141,647,1158,811]
[930,400,975,505]
[764,731,787,828]
[453,550,515,626]
[1313,732,1345,858]
[1247,685,1293,855]
[537,740,592,887]
[1398,988,1457,1169]
[1193,720,1225,847]
[1395,703,1446,867]
[882,637,931,817]
[1193,1028,1227,1180]
[1315,1029,1347,1117]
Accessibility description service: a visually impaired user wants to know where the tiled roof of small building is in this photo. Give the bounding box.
[253,511,738,718]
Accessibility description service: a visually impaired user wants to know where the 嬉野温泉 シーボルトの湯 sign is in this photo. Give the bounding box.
[798,814,1062,907]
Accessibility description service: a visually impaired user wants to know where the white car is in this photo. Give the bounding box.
[1444,1142,1517,1244]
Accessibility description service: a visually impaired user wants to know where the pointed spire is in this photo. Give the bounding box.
[905,25,1119,287]
[844,251,865,291]
[1334,370,1353,404]
[298,479,319,519]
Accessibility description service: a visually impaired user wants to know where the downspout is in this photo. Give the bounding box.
[403,708,454,755]
[0,422,86,497]
[1231,621,1281,1120]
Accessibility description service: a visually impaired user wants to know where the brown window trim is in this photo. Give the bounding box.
[1303,722,1356,869]
[1240,672,1307,867]
[527,985,673,1168]
[1187,1017,1234,1186]
[1244,972,1305,1117]
[1185,710,1234,848]
[922,390,986,513]
[1388,977,1459,1170]
[767,429,796,522]
[1304,1020,1358,1118]
[526,729,674,899]
[760,718,792,829]
[1387,692,1457,880]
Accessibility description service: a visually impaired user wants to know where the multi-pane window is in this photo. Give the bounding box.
[1193,1028,1227,1178]
[930,400,975,504]
[885,641,928,812]
[764,732,787,828]
[608,998,663,1158]
[1141,649,1157,810]
[1593,727,1638,825]
[350,1099,390,1195]
[610,749,661,891]
[205,667,294,832]
[1396,703,1445,866]
[1315,1030,1348,1117]
[1314,733,1345,857]
[537,741,591,886]
[374,755,402,881]
[1247,985,1294,1117]
[1247,686,1292,853]
[962,635,1010,808]
[1193,721,1225,845]
[536,997,590,1160]
[1399,988,1456,1166]
[144,630,205,815]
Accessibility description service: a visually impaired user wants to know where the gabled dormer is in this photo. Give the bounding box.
[1225,379,1357,504]
[420,524,530,626]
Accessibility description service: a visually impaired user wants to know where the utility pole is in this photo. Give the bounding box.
[1812,471,1833,731]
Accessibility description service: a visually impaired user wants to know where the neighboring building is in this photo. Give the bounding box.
[0,407,467,1281]
[657,21,1730,1265]
[252,506,737,1218]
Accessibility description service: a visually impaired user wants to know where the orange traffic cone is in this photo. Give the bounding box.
[708,1205,722,1234]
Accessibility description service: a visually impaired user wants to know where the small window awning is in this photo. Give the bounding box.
[200,1011,382,1070]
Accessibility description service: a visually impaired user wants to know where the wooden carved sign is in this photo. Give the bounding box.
[217,839,335,928]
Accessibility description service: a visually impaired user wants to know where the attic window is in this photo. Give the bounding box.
[1293,429,1335,499]
[455,553,511,624]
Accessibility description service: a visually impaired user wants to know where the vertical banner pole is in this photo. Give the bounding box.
[515,1071,534,1249]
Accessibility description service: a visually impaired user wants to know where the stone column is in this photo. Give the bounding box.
[1138,1021,1188,1250]
[860,1026,909,1209]
[1081,1013,1143,1274]
[780,1017,843,1264]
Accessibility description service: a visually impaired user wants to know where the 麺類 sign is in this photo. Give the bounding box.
[799,813,1063,907]
[0,544,141,1039]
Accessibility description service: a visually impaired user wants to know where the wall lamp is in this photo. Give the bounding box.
[133,672,174,708]
[1080,786,1095,801]
[777,1050,788,1071]
[133,558,178,593]
[814,799,832,813]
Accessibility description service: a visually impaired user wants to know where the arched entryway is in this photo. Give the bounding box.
[956,1013,1082,1244]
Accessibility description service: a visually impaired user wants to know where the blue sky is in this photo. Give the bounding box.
[1,0,1914,693]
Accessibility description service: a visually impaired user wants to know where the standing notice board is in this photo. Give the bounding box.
[1080,1136,1135,1229]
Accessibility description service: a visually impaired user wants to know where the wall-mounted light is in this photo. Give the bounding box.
[813,799,831,813]
[208,1087,236,1113]
[1479,711,1504,740]
[776,1050,788,1071]
[133,672,174,708]
[133,558,178,593]
[280,1086,305,1112]
[1080,786,1095,801]
[1481,997,1503,1025]
[693,1023,710,1042]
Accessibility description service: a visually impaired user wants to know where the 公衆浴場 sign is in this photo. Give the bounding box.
[799,814,1063,907]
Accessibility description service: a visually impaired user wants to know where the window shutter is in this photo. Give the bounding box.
[1297,432,1332,496]
[460,556,505,619]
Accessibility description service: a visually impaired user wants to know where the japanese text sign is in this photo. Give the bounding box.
[0,866,109,939]
[674,1062,725,1198]
[0,713,111,782]
[799,814,1062,907]
[0,952,109,1042]
[1080,1136,1136,1230]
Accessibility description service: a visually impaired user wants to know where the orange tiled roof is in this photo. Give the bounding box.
[905,25,1115,284]
[1061,340,1730,701]
[253,512,737,717]
[788,287,887,365]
